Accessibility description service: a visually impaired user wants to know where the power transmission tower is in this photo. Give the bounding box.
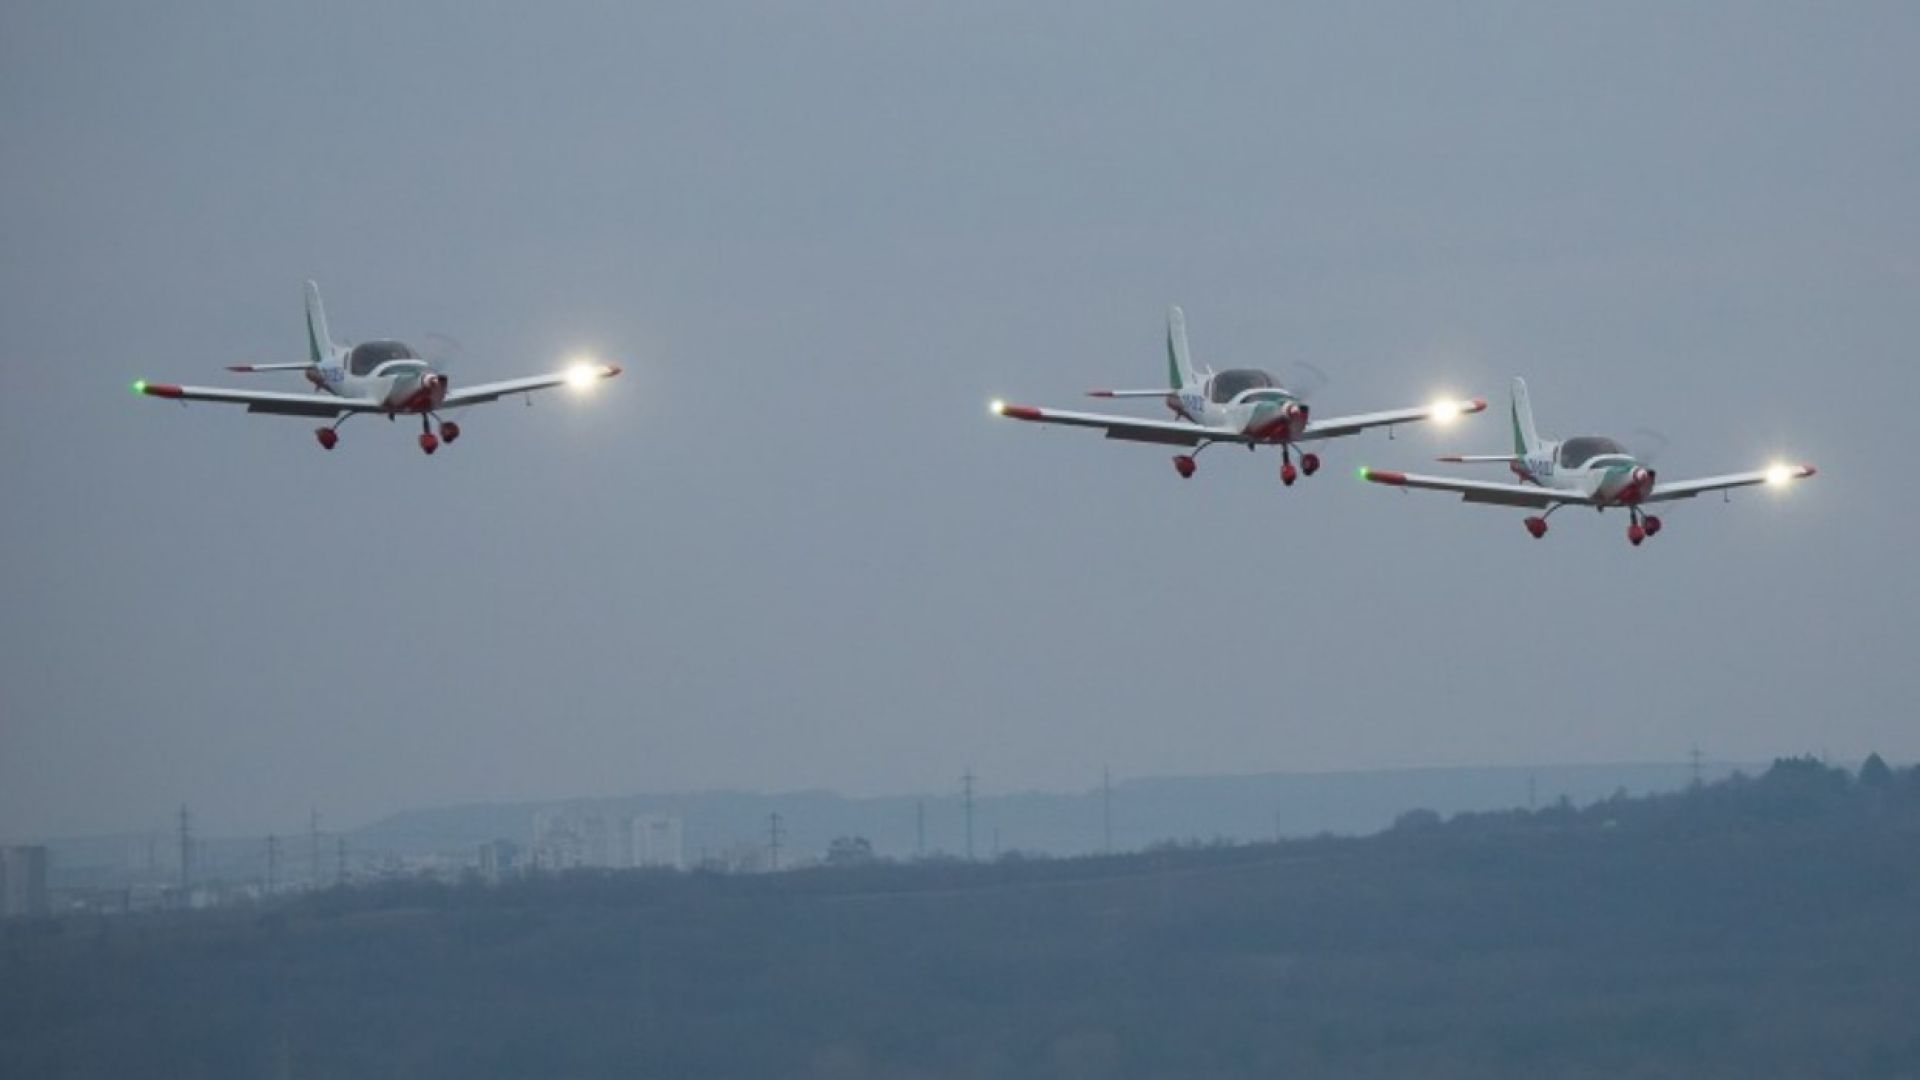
[177,804,193,892]
[266,834,279,894]
[309,809,322,887]
[1689,743,1704,788]
[335,836,347,886]
[1102,767,1113,854]
[961,769,976,861]
[767,812,784,872]
[915,800,926,858]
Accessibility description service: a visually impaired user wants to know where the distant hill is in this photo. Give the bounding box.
[351,760,1742,862]
[10,756,1914,1078]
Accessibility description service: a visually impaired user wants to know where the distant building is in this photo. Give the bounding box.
[1,846,51,918]
[531,809,683,871]
[478,839,522,881]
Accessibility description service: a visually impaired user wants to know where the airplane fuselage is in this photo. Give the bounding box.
[1168,376,1310,444]
[1514,438,1656,506]
[307,348,449,416]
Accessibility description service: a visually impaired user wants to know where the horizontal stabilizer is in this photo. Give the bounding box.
[227,362,317,373]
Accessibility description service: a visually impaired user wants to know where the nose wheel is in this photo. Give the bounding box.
[439,420,461,444]
[1626,509,1662,547]
[314,427,339,451]
[1300,452,1321,477]
[1173,454,1197,479]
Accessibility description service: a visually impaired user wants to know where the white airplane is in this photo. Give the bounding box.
[133,281,622,454]
[991,306,1486,485]
[1360,377,1818,545]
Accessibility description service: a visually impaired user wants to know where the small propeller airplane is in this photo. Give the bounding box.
[991,306,1486,486]
[132,281,622,454]
[1360,377,1818,545]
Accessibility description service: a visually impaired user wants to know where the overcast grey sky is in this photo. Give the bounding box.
[3,2,1915,839]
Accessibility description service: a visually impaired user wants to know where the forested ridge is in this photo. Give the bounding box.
[6,756,1918,1079]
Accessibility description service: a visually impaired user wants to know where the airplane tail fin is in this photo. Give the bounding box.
[1510,376,1542,456]
[304,280,335,365]
[1166,306,1200,391]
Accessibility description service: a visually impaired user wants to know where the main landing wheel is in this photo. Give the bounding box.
[1524,516,1549,539]
[1643,515,1662,537]
[314,428,339,451]
[1172,455,1197,479]
[1280,461,1297,486]
[1300,452,1321,477]
[1627,522,1646,547]
[439,420,461,444]
[418,432,440,455]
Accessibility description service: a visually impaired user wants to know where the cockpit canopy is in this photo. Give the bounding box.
[1558,436,1630,469]
[348,340,420,376]
[1209,369,1281,404]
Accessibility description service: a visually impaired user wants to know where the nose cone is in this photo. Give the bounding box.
[1617,465,1656,503]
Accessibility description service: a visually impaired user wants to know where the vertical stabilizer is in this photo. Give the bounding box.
[304,280,334,365]
[1166,306,1199,391]
[1510,376,1541,455]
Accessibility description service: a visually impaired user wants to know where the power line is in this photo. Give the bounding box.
[177,804,193,893]
[961,769,976,861]
[309,809,322,887]
[1102,767,1113,854]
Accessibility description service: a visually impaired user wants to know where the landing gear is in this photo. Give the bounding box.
[1173,454,1197,479]
[1279,446,1297,487]
[1523,504,1563,539]
[1626,508,1660,547]
[314,427,339,451]
[1300,452,1321,477]
[419,432,440,455]
[439,420,461,444]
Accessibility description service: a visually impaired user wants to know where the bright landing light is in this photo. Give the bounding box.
[1429,399,1462,424]
[990,399,1007,415]
[1766,463,1796,486]
[566,362,601,390]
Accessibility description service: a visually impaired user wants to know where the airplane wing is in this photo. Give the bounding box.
[135,381,377,418]
[440,363,623,409]
[991,402,1244,447]
[1360,467,1595,509]
[1643,464,1817,504]
[1302,397,1487,441]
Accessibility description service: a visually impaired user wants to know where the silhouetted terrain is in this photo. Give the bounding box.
[6,757,1917,1079]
